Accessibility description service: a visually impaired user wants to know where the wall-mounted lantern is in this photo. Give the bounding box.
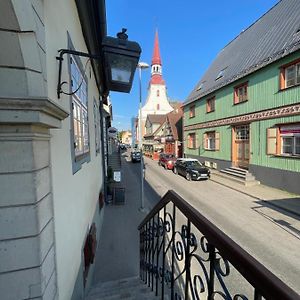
[56,29,141,98]
[102,29,141,93]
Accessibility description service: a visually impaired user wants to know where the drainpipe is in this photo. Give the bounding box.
[99,97,107,201]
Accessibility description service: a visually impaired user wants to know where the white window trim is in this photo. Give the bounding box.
[285,62,300,88]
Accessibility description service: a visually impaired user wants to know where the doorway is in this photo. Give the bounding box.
[232,125,250,169]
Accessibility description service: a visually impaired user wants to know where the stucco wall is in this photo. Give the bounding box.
[142,84,173,120]
[45,1,104,299]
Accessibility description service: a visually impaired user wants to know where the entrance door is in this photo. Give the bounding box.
[233,125,250,169]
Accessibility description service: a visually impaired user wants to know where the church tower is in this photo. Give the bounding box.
[140,30,173,134]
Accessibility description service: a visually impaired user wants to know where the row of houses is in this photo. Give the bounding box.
[143,105,183,158]
[183,0,300,194]
[137,0,299,195]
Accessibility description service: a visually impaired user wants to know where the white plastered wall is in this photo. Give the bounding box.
[45,1,104,299]
[141,84,173,120]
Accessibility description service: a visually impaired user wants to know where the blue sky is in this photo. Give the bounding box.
[106,0,279,131]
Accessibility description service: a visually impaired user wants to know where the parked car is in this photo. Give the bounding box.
[119,143,126,150]
[131,150,141,163]
[173,158,210,181]
[158,153,177,170]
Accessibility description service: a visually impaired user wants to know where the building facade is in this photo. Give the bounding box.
[121,130,132,145]
[184,0,300,194]
[136,30,173,142]
[0,1,113,299]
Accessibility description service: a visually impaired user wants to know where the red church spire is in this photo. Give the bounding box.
[150,30,165,85]
[152,30,162,66]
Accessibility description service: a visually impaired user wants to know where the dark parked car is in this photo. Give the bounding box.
[119,143,126,150]
[173,158,210,181]
[158,153,176,170]
[131,150,141,162]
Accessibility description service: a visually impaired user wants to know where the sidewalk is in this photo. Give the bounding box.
[92,153,159,285]
[210,170,300,217]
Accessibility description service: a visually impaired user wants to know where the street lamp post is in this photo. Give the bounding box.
[137,62,149,211]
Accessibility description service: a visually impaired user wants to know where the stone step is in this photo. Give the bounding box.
[221,168,256,181]
[86,277,162,300]
[90,277,142,294]
[227,167,248,175]
[213,171,260,187]
[221,169,247,179]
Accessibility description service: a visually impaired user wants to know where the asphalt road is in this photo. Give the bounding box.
[123,151,300,295]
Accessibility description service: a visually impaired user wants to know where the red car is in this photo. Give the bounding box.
[158,153,177,170]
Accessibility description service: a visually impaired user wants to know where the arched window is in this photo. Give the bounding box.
[157,90,160,97]
[157,104,160,110]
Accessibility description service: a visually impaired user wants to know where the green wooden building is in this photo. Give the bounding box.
[184,0,300,194]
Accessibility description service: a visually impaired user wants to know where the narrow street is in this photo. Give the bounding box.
[123,151,300,294]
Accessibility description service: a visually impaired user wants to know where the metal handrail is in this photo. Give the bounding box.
[138,190,299,300]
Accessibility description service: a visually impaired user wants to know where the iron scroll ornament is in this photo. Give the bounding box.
[140,208,251,299]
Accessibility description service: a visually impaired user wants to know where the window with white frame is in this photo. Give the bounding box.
[280,125,300,156]
[93,100,101,155]
[267,124,300,156]
[285,63,300,88]
[280,59,300,89]
[71,56,89,158]
[203,131,220,151]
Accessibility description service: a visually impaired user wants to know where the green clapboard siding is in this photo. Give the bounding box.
[185,126,231,161]
[251,116,300,172]
[184,51,300,127]
[184,51,300,173]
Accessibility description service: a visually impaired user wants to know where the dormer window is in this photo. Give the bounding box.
[216,70,224,80]
[196,83,203,91]
[215,68,227,81]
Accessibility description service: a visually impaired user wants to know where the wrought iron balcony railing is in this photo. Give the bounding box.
[138,190,299,300]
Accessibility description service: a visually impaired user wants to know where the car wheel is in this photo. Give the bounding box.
[186,172,191,181]
[173,167,178,174]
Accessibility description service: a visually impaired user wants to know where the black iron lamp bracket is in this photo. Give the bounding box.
[56,49,101,99]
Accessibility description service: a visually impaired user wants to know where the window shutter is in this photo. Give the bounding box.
[215,132,220,151]
[267,128,277,155]
[203,133,207,149]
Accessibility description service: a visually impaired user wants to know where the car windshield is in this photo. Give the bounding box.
[165,155,174,159]
[186,161,202,167]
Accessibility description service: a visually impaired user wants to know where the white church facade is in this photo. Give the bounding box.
[137,31,174,141]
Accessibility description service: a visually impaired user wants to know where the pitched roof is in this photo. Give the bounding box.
[146,114,166,124]
[166,109,183,140]
[185,0,300,105]
[170,101,182,110]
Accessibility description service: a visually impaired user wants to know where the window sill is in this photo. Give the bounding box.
[206,110,215,114]
[189,116,195,119]
[75,152,90,162]
[278,83,300,93]
[204,148,216,151]
[233,100,248,105]
[271,154,300,159]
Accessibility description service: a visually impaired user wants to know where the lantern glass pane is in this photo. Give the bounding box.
[109,54,136,83]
